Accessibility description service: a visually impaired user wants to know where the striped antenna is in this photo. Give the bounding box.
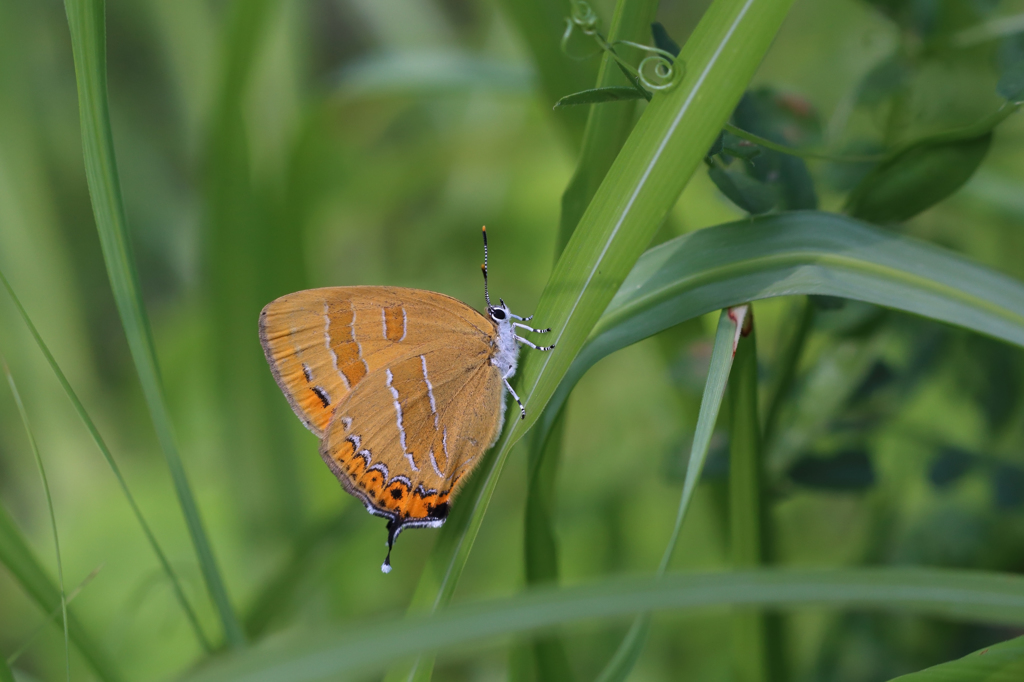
[481,226,491,307]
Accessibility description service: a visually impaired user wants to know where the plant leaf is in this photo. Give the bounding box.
[0,503,122,682]
[0,267,209,652]
[539,210,1024,442]
[2,358,69,680]
[844,104,1018,223]
[596,308,745,682]
[708,165,778,214]
[887,635,1024,681]
[62,0,242,647]
[553,86,648,108]
[179,568,1024,682]
[396,0,800,669]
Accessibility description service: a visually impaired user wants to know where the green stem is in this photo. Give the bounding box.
[762,297,814,449]
[2,358,69,681]
[61,0,242,648]
[728,308,784,682]
[0,268,210,654]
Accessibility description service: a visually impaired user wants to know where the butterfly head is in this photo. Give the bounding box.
[487,299,512,325]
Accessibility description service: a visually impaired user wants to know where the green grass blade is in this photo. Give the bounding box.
[61,0,242,647]
[543,211,1024,435]
[0,268,210,651]
[180,567,1024,682]
[887,635,1024,681]
[0,658,12,682]
[6,565,103,668]
[399,0,796,657]
[0,503,122,682]
[515,2,662,680]
[727,311,782,682]
[2,357,69,681]
[596,307,744,682]
[762,298,814,449]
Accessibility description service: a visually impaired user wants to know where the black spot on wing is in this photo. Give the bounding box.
[311,386,330,408]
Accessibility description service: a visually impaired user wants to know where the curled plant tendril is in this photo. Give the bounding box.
[614,40,681,91]
[570,0,599,34]
[638,54,678,91]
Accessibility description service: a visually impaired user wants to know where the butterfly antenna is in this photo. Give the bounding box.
[481,225,492,307]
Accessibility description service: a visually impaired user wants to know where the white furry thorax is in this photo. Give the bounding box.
[487,302,520,379]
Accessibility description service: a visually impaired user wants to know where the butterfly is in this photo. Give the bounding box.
[259,227,553,572]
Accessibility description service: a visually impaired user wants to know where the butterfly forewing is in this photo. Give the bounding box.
[260,286,504,524]
[259,286,493,437]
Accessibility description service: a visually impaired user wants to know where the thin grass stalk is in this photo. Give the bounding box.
[0,268,209,653]
[1,357,69,681]
[397,3,797,679]
[728,309,786,682]
[516,3,661,679]
[596,307,745,681]
[0,503,122,682]
[728,307,766,682]
[61,0,243,647]
[762,297,814,449]
[205,0,306,543]
[181,567,1024,682]
[5,565,103,668]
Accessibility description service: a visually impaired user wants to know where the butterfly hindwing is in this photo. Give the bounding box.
[321,339,505,525]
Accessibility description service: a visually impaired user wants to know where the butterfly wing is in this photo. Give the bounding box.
[320,334,505,530]
[259,286,493,437]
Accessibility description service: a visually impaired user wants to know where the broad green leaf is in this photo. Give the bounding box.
[0,503,122,682]
[596,308,745,682]
[0,268,209,652]
[887,634,1024,681]
[2,359,69,681]
[553,86,647,108]
[708,165,778,214]
[540,211,1024,440]
[398,0,799,670]
[846,133,992,223]
[845,104,1018,223]
[62,0,243,647]
[179,568,1024,682]
[335,51,534,99]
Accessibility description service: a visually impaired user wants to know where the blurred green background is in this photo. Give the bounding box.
[3,0,1024,680]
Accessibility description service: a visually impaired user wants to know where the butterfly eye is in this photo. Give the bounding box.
[491,309,506,321]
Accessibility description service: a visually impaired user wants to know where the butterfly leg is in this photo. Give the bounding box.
[513,321,551,333]
[509,312,533,322]
[502,373,526,420]
[515,335,555,351]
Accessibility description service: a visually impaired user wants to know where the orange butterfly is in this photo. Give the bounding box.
[259,228,553,572]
